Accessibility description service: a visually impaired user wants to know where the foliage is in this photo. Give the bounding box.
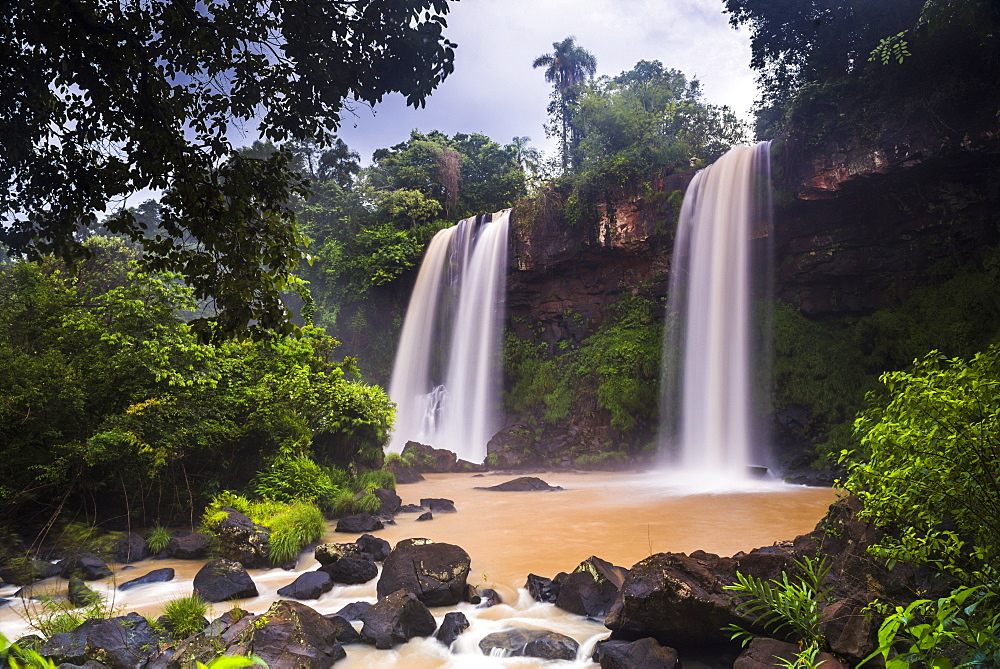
[203,493,324,566]
[533,37,598,171]
[146,526,171,554]
[252,455,338,507]
[864,586,1000,668]
[161,595,210,640]
[844,347,1000,584]
[20,594,119,638]
[724,555,833,660]
[1,0,457,336]
[354,470,396,492]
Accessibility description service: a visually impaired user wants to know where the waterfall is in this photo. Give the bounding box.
[387,209,511,462]
[660,142,773,480]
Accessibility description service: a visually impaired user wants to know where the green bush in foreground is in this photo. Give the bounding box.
[161,595,210,640]
[202,493,324,566]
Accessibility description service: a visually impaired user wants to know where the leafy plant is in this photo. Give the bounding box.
[354,469,395,491]
[265,501,325,566]
[252,455,338,506]
[724,555,833,658]
[161,595,210,640]
[20,594,119,638]
[146,525,171,554]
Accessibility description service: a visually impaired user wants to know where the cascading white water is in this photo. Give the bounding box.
[387,209,511,462]
[660,142,772,481]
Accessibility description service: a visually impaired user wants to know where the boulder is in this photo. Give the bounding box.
[334,601,372,621]
[525,573,562,604]
[555,556,628,618]
[734,638,846,669]
[593,638,679,669]
[111,533,148,564]
[419,498,456,513]
[165,532,211,560]
[314,542,365,565]
[212,508,271,569]
[58,553,112,581]
[335,514,383,534]
[435,611,470,647]
[478,628,579,661]
[0,558,60,586]
[323,614,361,644]
[319,556,378,585]
[485,425,542,469]
[277,571,333,600]
[118,568,175,591]
[372,488,401,514]
[359,589,437,649]
[164,600,345,668]
[67,576,101,607]
[377,539,471,606]
[192,558,258,603]
[385,458,424,484]
[454,459,488,473]
[398,504,424,513]
[40,612,162,668]
[416,512,433,521]
[478,587,503,608]
[475,476,563,492]
[819,592,883,664]
[356,534,391,562]
[401,441,457,472]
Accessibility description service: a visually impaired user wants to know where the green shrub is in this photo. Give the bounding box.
[22,596,118,637]
[162,595,210,640]
[265,501,325,566]
[252,455,337,506]
[354,469,395,491]
[146,525,171,554]
[356,491,381,514]
[330,488,360,516]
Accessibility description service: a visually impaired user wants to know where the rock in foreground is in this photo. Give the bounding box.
[360,589,437,649]
[478,628,579,661]
[192,558,258,602]
[377,539,471,606]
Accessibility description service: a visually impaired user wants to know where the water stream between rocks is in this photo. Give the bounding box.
[0,471,837,667]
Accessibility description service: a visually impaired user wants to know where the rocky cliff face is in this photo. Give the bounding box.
[773,124,1000,315]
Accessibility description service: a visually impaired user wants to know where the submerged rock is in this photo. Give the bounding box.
[335,513,383,534]
[416,511,433,521]
[475,476,563,492]
[593,638,679,669]
[435,611,470,647]
[360,589,437,649]
[192,558,258,602]
[377,539,471,606]
[419,498,456,513]
[118,567,175,591]
[478,628,579,661]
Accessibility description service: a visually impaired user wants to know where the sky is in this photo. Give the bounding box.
[334,0,758,164]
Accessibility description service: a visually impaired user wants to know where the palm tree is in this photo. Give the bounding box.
[533,37,597,171]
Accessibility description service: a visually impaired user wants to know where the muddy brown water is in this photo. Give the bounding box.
[0,471,837,667]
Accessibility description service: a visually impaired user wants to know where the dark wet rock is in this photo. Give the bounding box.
[416,512,433,521]
[58,553,112,581]
[40,612,163,668]
[401,441,458,472]
[0,558,60,586]
[335,514,383,534]
[334,601,372,621]
[593,638,679,669]
[819,592,883,664]
[67,576,101,607]
[110,533,148,564]
[420,498,456,513]
[323,614,361,644]
[385,458,424,484]
[525,573,562,604]
[359,589,437,649]
[314,542,365,565]
[435,611,470,647]
[377,540,471,606]
[478,587,503,608]
[377,513,397,526]
[454,459,488,473]
[165,532,211,560]
[212,508,271,569]
[164,600,345,668]
[277,571,333,600]
[478,628,579,661]
[192,558,258,603]
[398,504,424,513]
[319,556,378,585]
[372,488,401,515]
[356,534,391,562]
[555,556,628,618]
[475,476,563,492]
[734,638,846,669]
[118,568,175,591]
[464,584,481,604]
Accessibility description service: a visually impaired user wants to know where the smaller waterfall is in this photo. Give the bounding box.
[660,142,773,481]
[387,209,511,462]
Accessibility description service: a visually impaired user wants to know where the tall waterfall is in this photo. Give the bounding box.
[387,209,511,462]
[660,142,773,480]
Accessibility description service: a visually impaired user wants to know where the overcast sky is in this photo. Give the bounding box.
[334,0,757,164]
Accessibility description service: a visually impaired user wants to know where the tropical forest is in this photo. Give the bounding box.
[1,0,999,667]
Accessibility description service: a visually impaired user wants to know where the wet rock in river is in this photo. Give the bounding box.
[334,601,372,621]
[319,555,378,585]
[212,508,272,569]
[377,539,471,606]
[478,628,579,661]
[593,637,679,668]
[58,553,112,581]
[555,555,628,618]
[335,513,384,534]
[111,532,148,564]
[192,558,258,602]
[276,570,333,600]
[435,611,470,647]
[475,476,563,492]
[356,533,391,562]
[416,511,433,521]
[118,567,175,591]
[360,589,437,649]
[41,612,163,668]
[419,497,456,513]
[372,487,401,514]
[165,531,211,560]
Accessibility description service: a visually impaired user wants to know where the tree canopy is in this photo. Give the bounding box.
[533,37,598,171]
[0,0,458,337]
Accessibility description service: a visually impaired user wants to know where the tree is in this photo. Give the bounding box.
[0,0,457,337]
[533,37,598,171]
